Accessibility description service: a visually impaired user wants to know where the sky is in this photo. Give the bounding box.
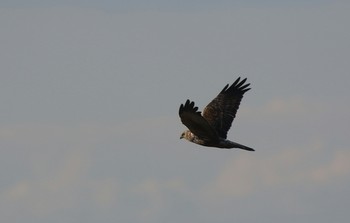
[1,0,350,222]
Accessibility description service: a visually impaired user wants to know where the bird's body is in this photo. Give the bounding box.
[179,77,254,151]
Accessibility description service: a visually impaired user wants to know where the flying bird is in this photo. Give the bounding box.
[179,77,254,151]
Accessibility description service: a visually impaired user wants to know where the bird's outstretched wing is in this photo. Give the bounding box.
[179,100,219,141]
[202,77,250,139]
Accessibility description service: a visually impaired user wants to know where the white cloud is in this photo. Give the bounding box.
[89,178,119,208]
[1,149,90,217]
[241,97,311,119]
[202,140,350,200]
[1,2,350,222]
[262,97,307,116]
[309,150,350,183]
[0,119,182,220]
[129,177,188,221]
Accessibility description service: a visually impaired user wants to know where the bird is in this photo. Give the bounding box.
[179,77,254,151]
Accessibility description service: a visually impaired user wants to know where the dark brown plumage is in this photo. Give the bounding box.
[179,77,254,151]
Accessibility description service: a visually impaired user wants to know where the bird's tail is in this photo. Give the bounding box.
[237,144,255,151]
[226,141,255,151]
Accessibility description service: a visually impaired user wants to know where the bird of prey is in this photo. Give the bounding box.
[179,77,254,151]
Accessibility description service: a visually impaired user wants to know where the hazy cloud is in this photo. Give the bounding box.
[203,140,350,199]
[1,1,350,222]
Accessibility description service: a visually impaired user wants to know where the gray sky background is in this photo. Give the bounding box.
[1,1,349,222]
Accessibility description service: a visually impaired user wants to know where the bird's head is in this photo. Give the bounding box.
[180,131,185,139]
[180,130,194,141]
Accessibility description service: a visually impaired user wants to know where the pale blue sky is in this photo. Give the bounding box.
[1,1,349,223]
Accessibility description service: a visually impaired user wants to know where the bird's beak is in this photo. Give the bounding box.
[180,134,184,139]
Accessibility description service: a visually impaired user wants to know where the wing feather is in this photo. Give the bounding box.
[179,100,219,141]
[202,77,250,139]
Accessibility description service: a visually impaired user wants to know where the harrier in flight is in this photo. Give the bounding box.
[179,77,254,151]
